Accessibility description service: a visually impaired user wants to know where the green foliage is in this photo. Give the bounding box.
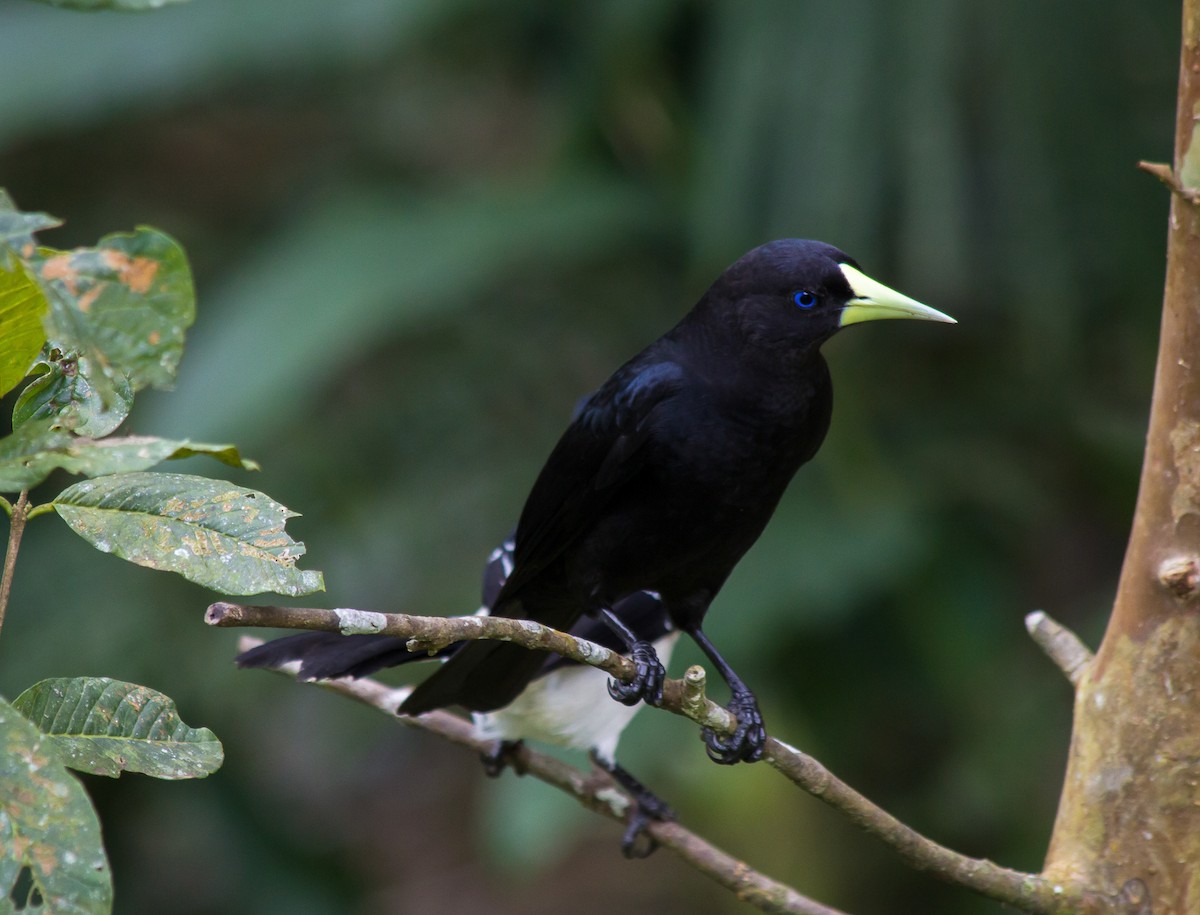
[0,260,47,398]
[54,472,321,596]
[0,697,112,914]
[13,678,222,779]
[0,425,258,493]
[0,191,60,256]
[0,190,322,915]
[29,226,195,427]
[13,354,133,437]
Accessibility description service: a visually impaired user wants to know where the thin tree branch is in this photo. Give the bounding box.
[24,502,57,522]
[0,491,30,637]
[1024,611,1095,687]
[210,602,1106,915]
[206,600,636,678]
[235,635,849,915]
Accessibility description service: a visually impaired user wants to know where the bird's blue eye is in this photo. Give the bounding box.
[793,291,817,309]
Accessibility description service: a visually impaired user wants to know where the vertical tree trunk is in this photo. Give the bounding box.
[1042,2,1200,910]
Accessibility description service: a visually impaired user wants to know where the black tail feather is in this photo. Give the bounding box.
[236,632,446,680]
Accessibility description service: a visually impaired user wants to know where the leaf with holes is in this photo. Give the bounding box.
[0,423,256,493]
[49,436,260,475]
[13,351,133,436]
[53,471,324,596]
[12,678,223,779]
[0,696,112,913]
[34,226,195,399]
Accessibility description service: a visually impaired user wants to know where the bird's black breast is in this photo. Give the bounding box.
[555,353,834,615]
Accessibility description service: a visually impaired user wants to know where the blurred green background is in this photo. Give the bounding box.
[0,0,1178,912]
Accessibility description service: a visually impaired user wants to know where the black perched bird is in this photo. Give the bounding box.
[238,538,678,856]
[400,239,954,764]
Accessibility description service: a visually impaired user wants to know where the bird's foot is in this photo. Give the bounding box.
[589,749,673,858]
[607,640,665,707]
[702,690,766,765]
[480,739,524,777]
[620,791,675,859]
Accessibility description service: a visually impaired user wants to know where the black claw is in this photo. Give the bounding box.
[589,750,674,858]
[621,808,660,859]
[606,640,665,707]
[480,739,523,777]
[619,789,675,858]
[702,692,766,765]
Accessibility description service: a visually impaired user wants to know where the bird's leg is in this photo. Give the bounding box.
[589,749,675,858]
[599,607,666,707]
[480,739,524,777]
[686,627,767,764]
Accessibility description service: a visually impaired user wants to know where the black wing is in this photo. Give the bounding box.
[496,358,686,605]
[400,357,687,714]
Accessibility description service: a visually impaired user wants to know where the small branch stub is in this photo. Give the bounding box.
[1157,555,1200,600]
[1025,611,1095,688]
[1138,159,1200,204]
[1117,878,1152,915]
[681,665,708,716]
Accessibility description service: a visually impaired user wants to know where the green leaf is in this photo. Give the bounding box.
[34,226,195,396]
[13,678,223,780]
[75,437,259,473]
[27,0,190,9]
[51,435,259,476]
[0,260,48,398]
[53,472,323,596]
[0,696,112,914]
[0,424,254,493]
[0,189,61,260]
[13,352,132,436]
[0,418,75,493]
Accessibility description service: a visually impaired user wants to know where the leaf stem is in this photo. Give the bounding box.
[26,502,56,521]
[0,496,11,518]
[0,491,31,638]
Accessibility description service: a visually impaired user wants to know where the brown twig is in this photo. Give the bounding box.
[1024,611,1095,687]
[0,491,30,638]
[207,600,633,677]
[1137,159,1200,203]
[211,602,1101,914]
[236,635,849,915]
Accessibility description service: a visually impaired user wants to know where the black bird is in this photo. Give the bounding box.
[399,239,954,764]
[238,538,679,856]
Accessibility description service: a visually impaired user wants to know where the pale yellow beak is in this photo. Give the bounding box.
[838,264,956,327]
